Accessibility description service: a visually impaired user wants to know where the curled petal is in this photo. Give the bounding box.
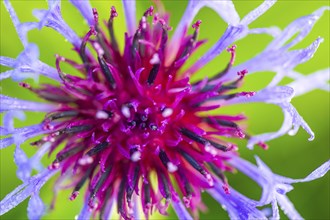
[0,169,57,216]
[14,145,31,182]
[69,0,94,26]
[275,160,330,184]
[4,111,25,132]
[227,86,314,148]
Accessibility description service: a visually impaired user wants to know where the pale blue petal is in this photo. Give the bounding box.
[271,198,280,220]
[27,193,46,220]
[14,145,31,182]
[0,44,60,81]
[0,56,15,67]
[276,195,303,220]
[226,86,314,148]
[14,142,51,182]
[167,0,240,65]
[0,70,14,81]
[228,156,273,205]
[207,178,267,220]
[33,1,81,48]
[0,95,56,112]
[69,0,94,26]
[76,201,92,220]
[228,86,294,104]
[185,25,248,76]
[171,200,193,220]
[240,1,277,25]
[267,6,329,50]
[220,37,323,84]
[4,0,36,47]
[248,26,281,37]
[101,198,114,220]
[0,124,47,149]
[0,169,57,216]
[122,0,136,37]
[275,160,330,184]
[288,68,330,97]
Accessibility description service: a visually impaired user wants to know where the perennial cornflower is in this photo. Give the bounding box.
[1,0,329,219]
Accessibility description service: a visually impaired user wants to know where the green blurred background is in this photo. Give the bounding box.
[0,0,329,219]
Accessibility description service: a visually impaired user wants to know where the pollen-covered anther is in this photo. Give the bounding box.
[78,155,94,165]
[92,8,99,24]
[205,173,214,187]
[121,105,131,118]
[237,69,248,80]
[257,141,269,150]
[162,108,173,117]
[69,191,80,201]
[131,151,141,162]
[183,195,192,208]
[48,161,60,170]
[192,20,202,30]
[167,162,178,173]
[95,110,109,119]
[238,91,256,97]
[19,82,31,89]
[144,6,154,17]
[226,45,237,65]
[204,144,217,156]
[110,6,118,18]
[150,53,160,64]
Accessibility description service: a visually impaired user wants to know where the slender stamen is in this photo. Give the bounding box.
[159,172,171,199]
[45,111,78,122]
[63,125,92,134]
[98,56,117,89]
[86,142,109,156]
[180,128,228,151]
[70,165,94,200]
[80,26,97,71]
[147,62,160,85]
[179,20,201,59]
[126,166,140,204]
[56,145,84,163]
[90,166,112,205]
[209,45,237,80]
[117,178,127,217]
[108,6,119,52]
[180,150,206,175]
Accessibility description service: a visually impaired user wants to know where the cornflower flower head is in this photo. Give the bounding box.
[0,0,329,219]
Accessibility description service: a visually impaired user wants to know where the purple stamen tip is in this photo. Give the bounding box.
[192,20,202,29]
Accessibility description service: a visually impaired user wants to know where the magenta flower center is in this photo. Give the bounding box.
[20,6,255,218]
